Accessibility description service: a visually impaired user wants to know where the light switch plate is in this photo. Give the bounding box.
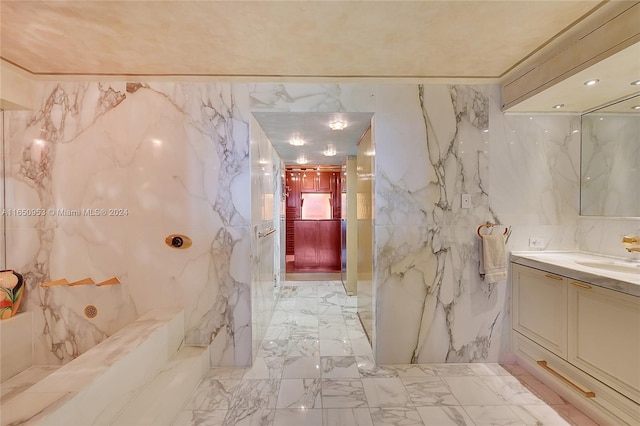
[461,194,471,209]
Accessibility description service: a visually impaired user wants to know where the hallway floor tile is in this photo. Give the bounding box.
[173,281,598,426]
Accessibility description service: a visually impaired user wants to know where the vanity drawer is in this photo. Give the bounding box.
[568,281,640,403]
[512,264,568,358]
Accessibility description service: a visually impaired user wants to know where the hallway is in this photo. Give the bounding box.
[173,281,596,426]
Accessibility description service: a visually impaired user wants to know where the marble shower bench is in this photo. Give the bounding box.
[0,308,209,425]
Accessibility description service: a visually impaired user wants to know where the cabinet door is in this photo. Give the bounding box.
[301,173,316,191]
[568,281,640,403]
[317,172,332,191]
[286,172,301,208]
[512,264,568,358]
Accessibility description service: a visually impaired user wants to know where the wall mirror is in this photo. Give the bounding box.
[580,94,640,217]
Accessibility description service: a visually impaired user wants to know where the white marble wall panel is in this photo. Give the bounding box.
[578,216,640,258]
[250,116,282,361]
[4,82,252,366]
[374,85,506,364]
[0,311,33,381]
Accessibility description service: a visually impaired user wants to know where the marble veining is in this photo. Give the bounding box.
[5,81,252,367]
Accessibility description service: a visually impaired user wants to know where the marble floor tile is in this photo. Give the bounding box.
[243,357,285,380]
[258,340,289,358]
[0,365,60,402]
[321,379,368,408]
[263,326,290,341]
[272,408,323,426]
[402,377,459,406]
[317,304,344,315]
[319,314,347,326]
[462,405,525,426]
[276,378,322,409]
[319,324,350,340]
[205,367,247,380]
[171,409,227,425]
[282,356,322,379]
[468,363,513,376]
[510,405,571,425]
[422,364,476,377]
[442,377,505,406]
[287,338,320,357]
[387,364,434,378]
[416,406,475,426]
[321,356,360,379]
[184,379,241,410]
[350,338,374,356]
[480,376,545,405]
[172,280,597,426]
[362,378,412,408]
[228,379,280,409]
[369,407,424,426]
[323,408,374,426]
[320,338,353,356]
[357,356,399,378]
[289,325,319,340]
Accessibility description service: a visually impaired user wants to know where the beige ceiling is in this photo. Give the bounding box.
[1,0,604,78]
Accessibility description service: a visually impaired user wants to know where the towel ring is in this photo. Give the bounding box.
[477,222,508,238]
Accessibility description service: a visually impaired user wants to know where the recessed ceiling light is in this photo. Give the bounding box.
[584,79,600,86]
[631,80,640,86]
[632,105,640,110]
[296,155,308,165]
[329,120,347,131]
[552,104,565,109]
[323,144,337,157]
[289,136,305,146]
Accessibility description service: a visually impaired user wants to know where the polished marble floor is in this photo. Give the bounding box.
[173,281,597,426]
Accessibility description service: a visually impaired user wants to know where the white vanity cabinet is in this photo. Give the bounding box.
[511,263,640,425]
[568,280,640,403]
[512,265,567,358]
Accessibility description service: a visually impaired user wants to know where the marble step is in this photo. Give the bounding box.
[1,308,185,426]
[111,345,209,426]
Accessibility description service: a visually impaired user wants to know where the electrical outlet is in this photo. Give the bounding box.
[529,237,545,248]
[461,193,471,209]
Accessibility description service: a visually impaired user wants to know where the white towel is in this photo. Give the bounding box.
[479,233,507,283]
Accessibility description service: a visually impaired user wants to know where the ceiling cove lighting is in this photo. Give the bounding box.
[553,104,565,109]
[584,79,600,86]
[296,155,308,165]
[289,136,305,146]
[631,80,640,86]
[323,144,337,156]
[329,119,347,131]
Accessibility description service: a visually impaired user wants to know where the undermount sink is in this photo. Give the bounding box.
[575,260,640,275]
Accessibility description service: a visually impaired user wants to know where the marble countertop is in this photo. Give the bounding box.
[510,251,640,297]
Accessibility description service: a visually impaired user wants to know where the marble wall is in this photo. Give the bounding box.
[3,80,592,368]
[250,83,582,365]
[250,115,282,360]
[4,82,252,366]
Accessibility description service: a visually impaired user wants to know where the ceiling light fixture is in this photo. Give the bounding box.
[329,120,347,131]
[552,104,565,109]
[289,136,305,146]
[296,155,308,165]
[323,144,337,157]
[631,80,640,86]
[584,79,600,86]
[632,105,640,110]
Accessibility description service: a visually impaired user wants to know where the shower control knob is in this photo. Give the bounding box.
[165,234,192,249]
[171,236,183,248]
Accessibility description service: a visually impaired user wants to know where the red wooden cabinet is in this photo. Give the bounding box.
[293,220,341,270]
